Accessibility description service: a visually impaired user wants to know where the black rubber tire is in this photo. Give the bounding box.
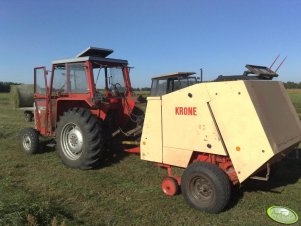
[56,108,104,169]
[24,112,34,122]
[181,162,231,213]
[20,127,39,154]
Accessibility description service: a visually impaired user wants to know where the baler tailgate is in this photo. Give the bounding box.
[206,81,301,183]
[245,81,301,153]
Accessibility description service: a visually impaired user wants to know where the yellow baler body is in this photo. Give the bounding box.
[140,80,301,183]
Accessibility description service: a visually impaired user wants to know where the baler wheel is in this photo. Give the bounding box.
[181,162,231,213]
[161,177,179,196]
[20,127,39,154]
[56,108,104,169]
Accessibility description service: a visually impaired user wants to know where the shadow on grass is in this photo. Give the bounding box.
[225,149,301,211]
[223,185,243,211]
[243,149,301,192]
[97,137,132,169]
[38,139,56,154]
[37,136,133,169]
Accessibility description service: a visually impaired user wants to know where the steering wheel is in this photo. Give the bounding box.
[112,83,122,95]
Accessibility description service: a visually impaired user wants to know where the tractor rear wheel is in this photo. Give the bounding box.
[181,162,231,213]
[56,108,104,169]
[20,127,39,154]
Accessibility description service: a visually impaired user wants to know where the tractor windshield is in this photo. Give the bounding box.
[93,65,126,95]
[109,67,125,93]
[150,76,197,96]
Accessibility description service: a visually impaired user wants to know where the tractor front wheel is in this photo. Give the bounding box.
[20,127,39,154]
[181,162,231,213]
[56,108,104,169]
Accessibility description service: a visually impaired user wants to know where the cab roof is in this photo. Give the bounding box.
[152,72,196,80]
[76,47,113,58]
[52,47,128,65]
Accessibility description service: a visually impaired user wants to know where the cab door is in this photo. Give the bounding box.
[34,67,49,135]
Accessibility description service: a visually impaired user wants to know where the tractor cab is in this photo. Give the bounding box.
[50,47,132,99]
[33,47,136,137]
[150,72,197,96]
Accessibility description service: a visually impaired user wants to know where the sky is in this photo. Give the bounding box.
[0,0,300,87]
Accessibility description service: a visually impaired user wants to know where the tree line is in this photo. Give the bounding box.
[0,82,21,93]
[0,81,300,93]
[131,87,151,91]
[283,81,301,89]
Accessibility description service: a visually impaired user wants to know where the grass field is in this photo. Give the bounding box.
[0,90,300,226]
[287,89,301,119]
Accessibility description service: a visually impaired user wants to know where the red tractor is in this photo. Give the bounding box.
[20,47,143,169]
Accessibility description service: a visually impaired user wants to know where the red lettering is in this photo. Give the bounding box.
[193,107,197,115]
[175,106,197,115]
[179,107,183,115]
[187,107,192,115]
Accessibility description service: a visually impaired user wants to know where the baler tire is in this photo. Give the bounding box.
[56,108,104,169]
[181,162,231,213]
[162,177,179,196]
[20,127,39,154]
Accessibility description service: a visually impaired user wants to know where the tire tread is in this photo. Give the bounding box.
[181,161,231,213]
[56,108,104,169]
